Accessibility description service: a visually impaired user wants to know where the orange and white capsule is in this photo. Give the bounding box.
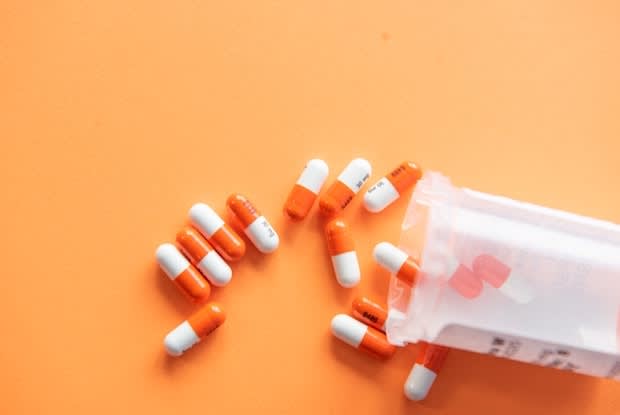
[325,219,360,287]
[331,314,396,359]
[284,159,329,221]
[472,254,534,304]
[319,158,371,216]
[351,296,388,331]
[189,203,246,261]
[227,193,279,253]
[176,227,232,287]
[156,243,211,303]
[164,302,226,356]
[373,242,420,286]
[364,161,422,212]
[404,343,450,401]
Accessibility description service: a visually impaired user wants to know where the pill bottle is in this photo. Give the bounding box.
[386,172,620,379]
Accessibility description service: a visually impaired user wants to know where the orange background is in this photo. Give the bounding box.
[1,1,620,414]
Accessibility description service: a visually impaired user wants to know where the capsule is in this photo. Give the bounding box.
[156,243,211,303]
[176,227,232,287]
[472,254,533,304]
[325,219,360,287]
[284,159,329,221]
[189,203,246,261]
[448,262,482,299]
[364,161,422,212]
[404,343,450,401]
[425,254,483,299]
[331,314,396,358]
[227,193,279,254]
[319,158,371,216]
[351,296,388,331]
[373,242,420,286]
[164,302,226,356]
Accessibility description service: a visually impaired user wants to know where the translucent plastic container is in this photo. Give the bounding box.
[386,172,620,379]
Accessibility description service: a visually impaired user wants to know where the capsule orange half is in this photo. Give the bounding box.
[156,243,211,303]
[331,314,396,359]
[351,296,388,331]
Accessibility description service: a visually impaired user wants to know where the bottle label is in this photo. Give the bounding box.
[434,325,620,379]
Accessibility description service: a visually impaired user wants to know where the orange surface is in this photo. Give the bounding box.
[1,1,620,414]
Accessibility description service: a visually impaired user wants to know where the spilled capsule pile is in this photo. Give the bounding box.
[156,195,279,356]
[285,158,447,402]
[153,157,453,401]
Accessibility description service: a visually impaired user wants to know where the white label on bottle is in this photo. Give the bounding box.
[434,325,620,379]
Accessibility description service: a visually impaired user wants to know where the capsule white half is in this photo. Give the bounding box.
[331,251,361,287]
[404,363,437,401]
[164,321,200,357]
[364,178,399,212]
[373,242,408,274]
[297,159,329,193]
[246,216,280,253]
[337,158,372,193]
[330,314,366,347]
[189,203,225,237]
